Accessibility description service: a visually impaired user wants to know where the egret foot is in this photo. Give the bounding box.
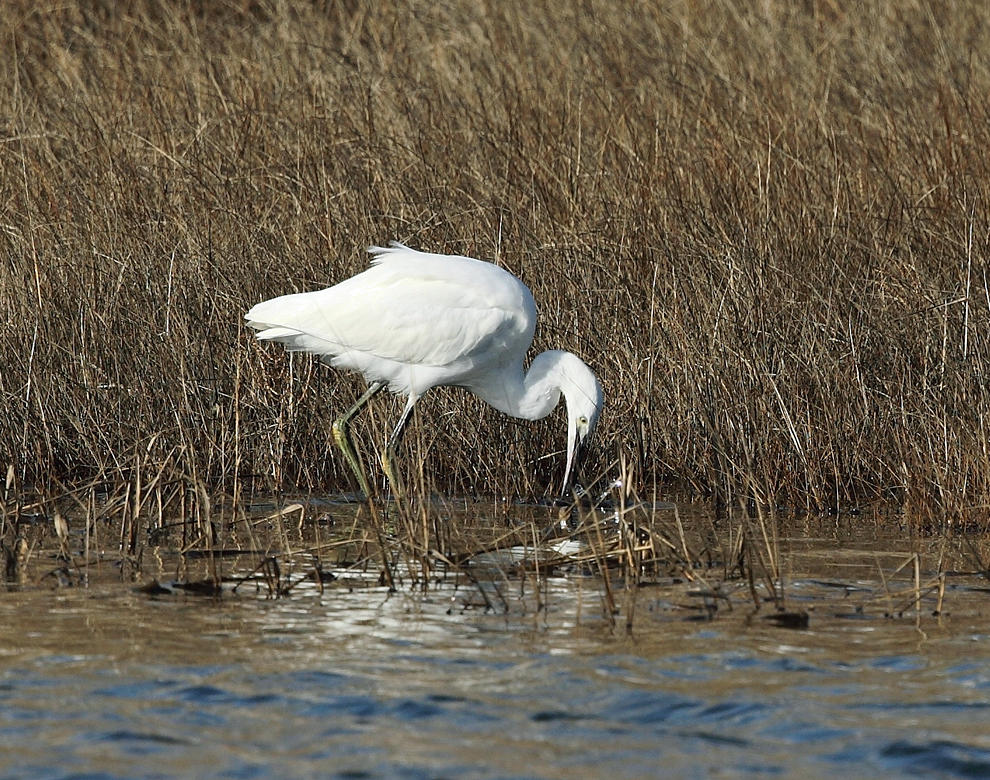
[381,447,403,498]
[375,395,417,498]
[329,382,385,498]
[332,418,371,498]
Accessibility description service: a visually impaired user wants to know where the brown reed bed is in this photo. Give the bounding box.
[2,0,990,529]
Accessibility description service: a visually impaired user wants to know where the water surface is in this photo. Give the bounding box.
[2,504,989,778]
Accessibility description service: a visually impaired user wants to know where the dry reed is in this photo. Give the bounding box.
[2,1,990,523]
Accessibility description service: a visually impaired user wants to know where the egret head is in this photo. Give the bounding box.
[558,353,603,495]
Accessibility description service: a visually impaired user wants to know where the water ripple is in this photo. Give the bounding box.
[2,567,990,779]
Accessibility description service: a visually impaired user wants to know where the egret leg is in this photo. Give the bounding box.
[332,382,384,497]
[382,396,417,496]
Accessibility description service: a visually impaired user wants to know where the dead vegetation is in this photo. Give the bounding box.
[2,1,990,523]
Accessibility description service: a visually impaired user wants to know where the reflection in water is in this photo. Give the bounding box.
[2,514,990,778]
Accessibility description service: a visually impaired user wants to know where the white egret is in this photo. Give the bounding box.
[245,243,603,496]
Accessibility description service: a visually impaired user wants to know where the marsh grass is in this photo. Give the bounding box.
[3,0,990,529]
[2,442,984,636]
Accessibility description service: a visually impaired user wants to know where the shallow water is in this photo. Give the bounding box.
[2,504,990,779]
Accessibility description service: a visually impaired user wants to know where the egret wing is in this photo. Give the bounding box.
[246,246,536,370]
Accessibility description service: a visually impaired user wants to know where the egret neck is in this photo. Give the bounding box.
[468,349,601,493]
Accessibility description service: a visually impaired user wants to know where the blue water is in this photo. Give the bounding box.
[2,573,989,779]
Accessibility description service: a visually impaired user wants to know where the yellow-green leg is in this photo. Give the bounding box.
[381,396,417,497]
[332,382,384,498]
[380,449,401,498]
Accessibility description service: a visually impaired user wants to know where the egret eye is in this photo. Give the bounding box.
[578,415,588,426]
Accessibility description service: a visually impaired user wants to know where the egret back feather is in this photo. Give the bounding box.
[246,243,536,397]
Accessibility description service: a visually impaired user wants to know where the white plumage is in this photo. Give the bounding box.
[246,243,603,495]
